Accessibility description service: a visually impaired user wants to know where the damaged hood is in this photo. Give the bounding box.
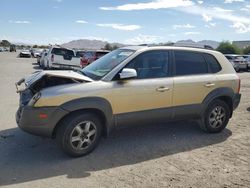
[16,70,93,92]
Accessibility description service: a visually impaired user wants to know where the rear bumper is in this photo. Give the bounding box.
[16,106,68,137]
[233,93,241,110]
[20,53,31,58]
[238,64,247,69]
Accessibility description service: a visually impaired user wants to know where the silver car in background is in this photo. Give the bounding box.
[38,50,48,67]
[225,54,248,72]
[243,55,250,70]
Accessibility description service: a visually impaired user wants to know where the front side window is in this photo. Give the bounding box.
[174,51,208,76]
[125,50,169,79]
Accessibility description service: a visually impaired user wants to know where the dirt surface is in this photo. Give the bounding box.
[0,52,249,188]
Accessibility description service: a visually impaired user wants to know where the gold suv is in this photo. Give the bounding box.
[16,46,241,157]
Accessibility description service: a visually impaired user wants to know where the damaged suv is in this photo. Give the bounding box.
[16,46,241,157]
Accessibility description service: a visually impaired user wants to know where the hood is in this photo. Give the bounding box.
[16,70,93,93]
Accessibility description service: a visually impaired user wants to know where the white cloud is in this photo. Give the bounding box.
[224,0,244,3]
[9,20,30,24]
[212,7,234,13]
[180,5,250,25]
[168,34,176,37]
[231,22,250,33]
[184,31,201,35]
[125,34,162,44]
[100,0,194,11]
[240,5,250,12]
[75,20,88,24]
[173,23,195,29]
[202,13,212,22]
[97,23,141,31]
[205,22,217,28]
[197,1,203,4]
[67,36,109,42]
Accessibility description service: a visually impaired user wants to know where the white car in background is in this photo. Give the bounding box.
[38,50,48,66]
[243,55,250,70]
[33,49,44,58]
[43,46,81,70]
[19,50,32,58]
[225,54,248,72]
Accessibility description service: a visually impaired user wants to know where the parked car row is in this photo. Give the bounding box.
[225,54,250,72]
[0,47,9,52]
[37,46,110,70]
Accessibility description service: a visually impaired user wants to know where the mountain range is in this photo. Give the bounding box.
[61,39,220,50]
[61,39,124,50]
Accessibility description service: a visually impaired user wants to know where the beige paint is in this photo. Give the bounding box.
[34,46,240,115]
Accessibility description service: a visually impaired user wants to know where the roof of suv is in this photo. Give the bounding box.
[120,45,218,54]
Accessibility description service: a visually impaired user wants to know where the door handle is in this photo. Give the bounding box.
[204,83,215,88]
[156,87,170,92]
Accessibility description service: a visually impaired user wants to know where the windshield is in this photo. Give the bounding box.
[80,49,135,80]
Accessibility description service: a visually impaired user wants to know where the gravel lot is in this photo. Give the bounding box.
[0,52,250,188]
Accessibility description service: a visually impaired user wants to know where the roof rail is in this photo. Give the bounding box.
[138,43,214,50]
[173,43,214,50]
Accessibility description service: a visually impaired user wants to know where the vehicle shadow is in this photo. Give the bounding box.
[33,65,42,70]
[247,107,250,112]
[0,121,232,185]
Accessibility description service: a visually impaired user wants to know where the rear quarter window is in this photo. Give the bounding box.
[51,48,74,57]
[204,53,222,73]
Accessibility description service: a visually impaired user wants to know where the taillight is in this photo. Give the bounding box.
[237,79,241,93]
[236,75,241,93]
[51,54,54,62]
[80,57,84,68]
[80,57,88,68]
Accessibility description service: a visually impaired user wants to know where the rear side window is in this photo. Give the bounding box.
[51,48,74,57]
[76,51,85,57]
[84,52,94,58]
[96,52,109,58]
[204,53,222,73]
[174,51,208,76]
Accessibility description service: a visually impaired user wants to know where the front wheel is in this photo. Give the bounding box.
[199,99,230,133]
[56,113,103,157]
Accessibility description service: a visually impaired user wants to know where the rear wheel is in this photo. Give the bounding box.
[199,99,230,133]
[56,113,103,157]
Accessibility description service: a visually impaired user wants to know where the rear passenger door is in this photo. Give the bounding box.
[172,50,218,118]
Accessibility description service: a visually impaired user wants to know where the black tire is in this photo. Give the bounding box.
[56,112,103,157]
[199,99,230,133]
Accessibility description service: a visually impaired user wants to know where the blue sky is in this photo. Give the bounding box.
[0,0,250,45]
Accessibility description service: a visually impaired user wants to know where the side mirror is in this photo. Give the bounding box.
[119,68,137,79]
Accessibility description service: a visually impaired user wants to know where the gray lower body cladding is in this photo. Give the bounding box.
[16,106,68,137]
[16,93,241,138]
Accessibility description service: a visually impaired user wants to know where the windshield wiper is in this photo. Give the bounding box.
[74,70,87,76]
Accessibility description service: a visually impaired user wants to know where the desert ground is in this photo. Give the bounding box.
[0,52,249,188]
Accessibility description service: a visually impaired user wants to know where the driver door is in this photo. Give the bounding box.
[110,50,174,125]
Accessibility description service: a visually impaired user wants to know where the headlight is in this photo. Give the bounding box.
[28,92,41,106]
